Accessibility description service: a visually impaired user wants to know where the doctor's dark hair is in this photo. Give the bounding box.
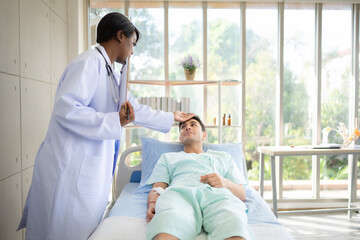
[179,115,206,132]
[96,12,141,44]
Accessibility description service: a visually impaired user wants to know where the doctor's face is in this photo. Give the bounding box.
[179,119,207,146]
[116,31,137,64]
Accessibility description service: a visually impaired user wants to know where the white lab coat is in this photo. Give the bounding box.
[18,45,173,240]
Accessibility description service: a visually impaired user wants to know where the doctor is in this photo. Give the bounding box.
[18,12,194,240]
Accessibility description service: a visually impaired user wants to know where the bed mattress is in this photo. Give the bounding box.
[89,183,294,240]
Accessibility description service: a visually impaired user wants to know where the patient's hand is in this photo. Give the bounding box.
[146,203,156,222]
[200,173,229,188]
[201,173,246,201]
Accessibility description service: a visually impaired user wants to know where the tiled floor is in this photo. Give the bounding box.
[278,211,360,240]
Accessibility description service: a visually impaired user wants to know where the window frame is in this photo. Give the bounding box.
[88,1,360,208]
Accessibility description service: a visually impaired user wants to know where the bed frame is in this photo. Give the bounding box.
[113,146,143,201]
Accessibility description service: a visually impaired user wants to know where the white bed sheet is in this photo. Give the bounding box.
[90,216,293,240]
[90,183,294,240]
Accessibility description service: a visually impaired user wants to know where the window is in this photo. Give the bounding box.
[207,3,242,143]
[207,3,240,81]
[169,3,203,81]
[89,2,124,47]
[88,1,360,206]
[168,3,204,120]
[321,4,352,199]
[245,3,277,193]
[358,18,360,198]
[128,2,164,104]
[282,3,315,199]
[129,2,164,81]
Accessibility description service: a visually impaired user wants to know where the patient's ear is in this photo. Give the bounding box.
[202,131,207,141]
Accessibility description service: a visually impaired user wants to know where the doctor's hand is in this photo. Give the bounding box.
[200,173,229,189]
[173,111,195,122]
[119,101,135,126]
[146,203,156,222]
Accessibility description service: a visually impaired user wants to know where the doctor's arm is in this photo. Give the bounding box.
[127,92,194,133]
[53,57,123,140]
[173,111,195,122]
[146,182,168,222]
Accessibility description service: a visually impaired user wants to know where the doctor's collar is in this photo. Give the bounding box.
[96,45,112,66]
[96,45,126,74]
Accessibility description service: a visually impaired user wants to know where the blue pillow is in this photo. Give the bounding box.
[134,137,248,193]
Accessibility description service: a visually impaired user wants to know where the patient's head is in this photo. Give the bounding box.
[178,116,207,146]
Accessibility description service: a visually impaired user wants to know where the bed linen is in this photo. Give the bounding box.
[89,183,294,240]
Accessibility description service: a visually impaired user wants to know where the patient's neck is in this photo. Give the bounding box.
[183,143,203,154]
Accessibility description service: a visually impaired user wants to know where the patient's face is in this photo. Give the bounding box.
[179,119,206,145]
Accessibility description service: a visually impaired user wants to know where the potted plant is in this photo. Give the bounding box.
[179,54,200,80]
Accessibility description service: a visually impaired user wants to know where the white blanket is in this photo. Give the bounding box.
[89,216,294,240]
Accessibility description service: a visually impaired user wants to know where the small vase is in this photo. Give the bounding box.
[322,127,331,145]
[184,69,196,80]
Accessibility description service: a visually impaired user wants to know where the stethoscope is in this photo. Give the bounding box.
[95,47,120,109]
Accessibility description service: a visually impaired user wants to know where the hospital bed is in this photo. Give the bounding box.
[89,138,294,240]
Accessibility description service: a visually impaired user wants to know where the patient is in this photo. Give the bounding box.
[145,116,252,240]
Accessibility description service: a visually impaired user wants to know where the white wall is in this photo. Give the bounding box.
[0,0,77,239]
[68,0,86,61]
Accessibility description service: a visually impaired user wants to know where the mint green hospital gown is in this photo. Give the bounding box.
[146,149,252,240]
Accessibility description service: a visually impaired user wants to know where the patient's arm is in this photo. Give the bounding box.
[146,182,168,222]
[200,173,246,202]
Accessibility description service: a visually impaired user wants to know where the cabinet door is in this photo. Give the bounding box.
[20,0,51,82]
[0,173,22,240]
[21,78,51,169]
[51,11,68,85]
[0,0,19,75]
[41,0,50,7]
[0,73,21,180]
[50,0,68,23]
[22,167,34,209]
[51,84,57,110]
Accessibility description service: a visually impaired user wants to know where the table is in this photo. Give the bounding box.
[257,145,360,217]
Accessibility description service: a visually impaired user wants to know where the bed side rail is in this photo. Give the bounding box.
[113,145,142,200]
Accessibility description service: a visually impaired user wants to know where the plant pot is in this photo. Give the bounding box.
[184,69,196,80]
